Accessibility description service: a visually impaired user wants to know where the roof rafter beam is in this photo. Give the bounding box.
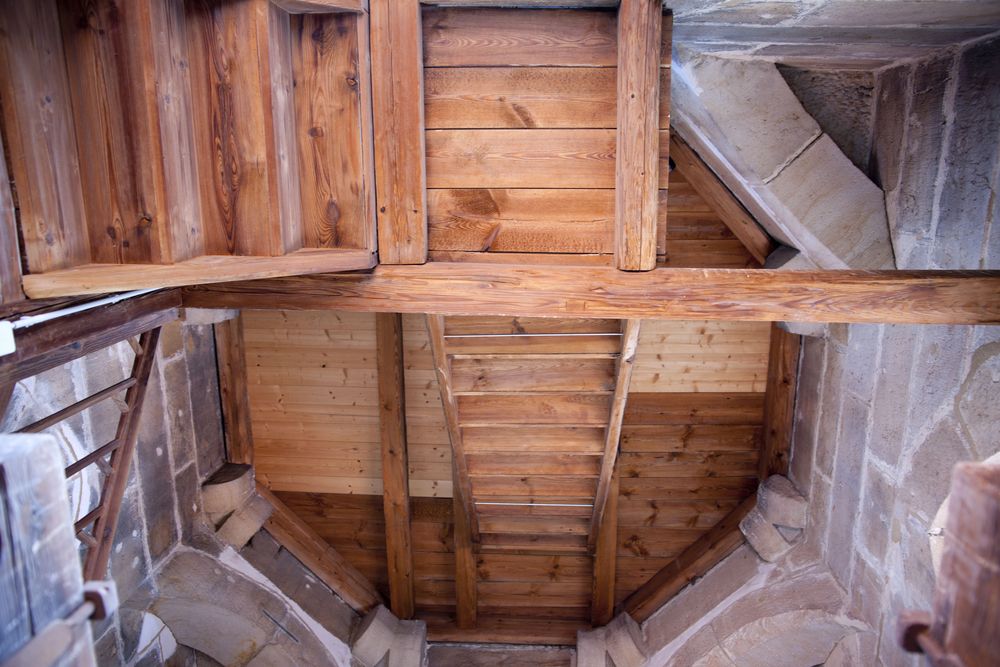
[182,264,1000,325]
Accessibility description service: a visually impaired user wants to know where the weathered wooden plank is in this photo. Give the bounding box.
[273,0,367,11]
[453,481,477,629]
[376,313,415,618]
[451,357,616,393]
[259,484,383,612]
[426,130,616,189]
[463,425,606,454]
[0,0,90,272]
[371,0,427,263]
[446,334,620,356]
[182,264,1000,325]
[615,1,663,271]
[292,12,375,251]
[446,316,620,335]
[467,453,601,477]
[619,451,759,478]
[215,315,255,466]
[624,393,765,425]
[591,472,618,625]
[590,320,640,548]
[618,476,757,501]
[458,393,612,426]
[421,612,586,646]
[422,8,617,66]
[620,424,762,452]
[670,133,774,265]
[759,324,801,478]
[623,494,755,621]
[472,475,597,499]
[0,131,22,305]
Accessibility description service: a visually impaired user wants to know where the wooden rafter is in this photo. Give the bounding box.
[453,479,478,629]
[376,312,416,619]
[591,471,619,626]
[669,133,775,265]
[614,0,663,271]
[590,320,640,548]
[214,315,255,466]
[760,324,801,478]
[371,0,428,264]
[183,265,1000,325]
[623,493,757,622]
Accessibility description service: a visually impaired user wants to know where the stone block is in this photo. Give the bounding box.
[216,495,273,549]
[868,325,919,467]
[770,135,894,269]
[109,484,152,600]
[181,308,240,326]
[740,507,794,562]
[757,476,808,529]
[175,463,201,545]
[161,356,197,473]
[906,325,972,444]
[872,63,911,192]
[93,625,122,667]
[158,321,186,361]
[716,609,850,667]
[135,362,179,563]
[678,53,821,182]
[789,336,826,492]
[202,463,254,525]
[859,463,895,561]
[353,605,426,667]
[183,326,226,481]
[957,339,1000,457]
[903,418,974,522]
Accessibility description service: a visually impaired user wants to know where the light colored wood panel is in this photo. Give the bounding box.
[617,499,738,529]
[457,392,612,426]
[479,581,590,607]
[618,451,759,478]
[425,130,616,188]
[479,516,590,536]
[617,527,703,558]
[446,334,620,355]
[451,357,615,392]
[292,12,374,250]
[428,188,612,254]
[591,472,618,625]
[422,7,617,66]
[215,316,255,465]
[445,317,620,335]
[660,239,758,269]
[429,251,613,266]
[618,476,757,501]
[620,424,762,453]
[371,0,428,263]
[0,0,89,272]
[475,502,593,518]
[422,612,586,646]
[472,475,597,499]
[623,393,766,425]
[476,554,591,583]
[462,426,605,454]
[479,532,589,554]
[467,453,601,476]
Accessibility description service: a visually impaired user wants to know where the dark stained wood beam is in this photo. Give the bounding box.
[759,324,801,478]
[214,315,255,467]
[0,289,180,386]
[371,0,428,264]
[590,320,640,549]
[614,0,662,271]
[258,484,383,613]
[453,479,478,629]
[375,312,416,619]
[182,264,1000,325]
[670,133,775,265]
[623,493,756,621]
[591,471,619,626]
[0,129,24,306]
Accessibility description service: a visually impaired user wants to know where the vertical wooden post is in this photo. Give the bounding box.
[214,315,255,466]
[759,324,801,478]
[614,0,661,271]
[370,0,428,264]
[591,472,619,626]
[376,312,416,619]
[0,130,23,305]
[453,479,478,630]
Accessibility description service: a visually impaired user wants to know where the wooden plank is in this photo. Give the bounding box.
[0,0,90,272]
[670,134,774,265]
[590,320,640,548]
[429,251,613,266]
[615,1,663,271]
[479,532,588,555]
[421,612,586,646]
[427,315,479,538]
[446,334,620,356]
[273,0,367,11]
[21,247,377,299]
[0,130,23,304]
[453,480,477,629]
[619,451,759,478]
[428,189,613,254]
[759,324,801,478]
[371,0,427,264]
[458,393,612,426]
[426,130,615,189]
[292,12,375,251]
[0,290,179,386]
[624,393,765,425]
[422,8,617,67]
[467,453,601,477]
[376,313,415,618]
[618,476,757,502]
[259,484,383,612]
[215,315,254,466]
[591,472,618,625]
[451,357,615,393]
[445,317,620,335]
[269,4,304,254]
[182,264,1000,325]
[623,494,756,621]
[473,475,597,499]
[463,426,605,454]
[621,424,762,452]
[479,516,590,536]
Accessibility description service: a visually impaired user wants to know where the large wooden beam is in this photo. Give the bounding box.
[623,493,756,622]
[591,471,619,626]
[453,479,478,629]
[258,484,383,613]
[0,130,23,306]
[182,264,1000,325]
[376,312,416,619]
[614,0,662,271]
[0,290,180,386]
[370,0,428,264]
[590,320,640,549]
[670,134,775,265]
[759,324,801,478]
[214,315,255,467]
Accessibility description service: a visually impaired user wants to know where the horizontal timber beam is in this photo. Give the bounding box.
[181,264,1000,325]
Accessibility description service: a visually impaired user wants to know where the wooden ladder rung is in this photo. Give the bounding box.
[18,377,137,434]
[74,505,103,533]
[65,438,122,478]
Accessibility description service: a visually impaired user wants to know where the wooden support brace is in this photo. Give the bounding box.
[760,323,801,478]
[591,472,619,626]
[214,315,255,466]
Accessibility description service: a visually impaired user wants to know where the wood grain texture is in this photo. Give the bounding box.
[591,471,618,625]
[0,0,90,272]
[615,1,663,271]
[670,133,774,265]
[759,324,801,478]
[451,357,615,393]
[422,8,617,67]
[182,264,1000,325]
[458,392,612,426]
[624,393,764,426]
[445,317,620,335]
[623,494,755,621]
[426,129,616,188]
[376,313,415,618]
[371,0,428,264]
[454,481,478,629]
[215,315,255,466]
[0,131,23,304]
[292,12,375,251]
